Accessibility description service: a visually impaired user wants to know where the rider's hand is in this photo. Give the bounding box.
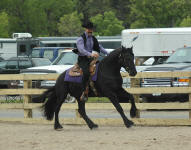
[91,52,99,58]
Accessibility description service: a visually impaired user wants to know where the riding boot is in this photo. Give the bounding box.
[89,79,98,96]
[80,84,89,102]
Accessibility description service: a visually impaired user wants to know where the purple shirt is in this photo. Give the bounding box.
[76,32,108,56]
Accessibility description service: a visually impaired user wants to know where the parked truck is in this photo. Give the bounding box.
[121,27,191,65]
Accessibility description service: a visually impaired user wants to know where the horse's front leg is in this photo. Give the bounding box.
[129,94,138,118]
[77,99,98,130]
[117,88,138,118]
[105,91,134,128]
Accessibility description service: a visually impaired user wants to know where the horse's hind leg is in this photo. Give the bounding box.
[77,99,98,130]
[54,87,68,130]
[117,88,137,118]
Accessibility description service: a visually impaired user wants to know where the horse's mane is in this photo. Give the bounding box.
[101,47,121,63]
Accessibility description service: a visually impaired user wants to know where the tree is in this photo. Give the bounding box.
[4,0,27,34]
[110,0,131,28]
[75,0,91,23]
[75,0,112,24]
[4,0,76,36]
[91,11,124,36]
[20,0,49,36]
[0,0,7,10]
[58,12,84,36]
[180,16,191,27]
[0,11,9,37]
[39,0,75,36]
[129,0,191,28]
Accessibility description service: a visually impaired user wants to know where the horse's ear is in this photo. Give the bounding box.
[121,46,127,52]
[126,46,133,53]
[125,46,133,53]
[121,46,133,54]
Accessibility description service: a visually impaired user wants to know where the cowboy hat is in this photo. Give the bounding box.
[82,21,94,29]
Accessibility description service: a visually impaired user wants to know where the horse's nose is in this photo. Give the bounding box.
[130,70,137,76]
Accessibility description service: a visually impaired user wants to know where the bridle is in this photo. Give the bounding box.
[118,52,130,73]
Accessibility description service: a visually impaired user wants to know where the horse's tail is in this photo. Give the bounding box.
[41,86,57,120]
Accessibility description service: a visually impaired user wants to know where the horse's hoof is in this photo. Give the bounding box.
[54,124,63,131]
[55,128,63,131]
[90,124,98,130]
[130,108,137,118]
[125,120,134,128]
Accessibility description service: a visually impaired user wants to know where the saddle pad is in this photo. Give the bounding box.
[64,63,99,83]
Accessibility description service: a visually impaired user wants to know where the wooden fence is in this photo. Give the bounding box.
[0,72,191,126]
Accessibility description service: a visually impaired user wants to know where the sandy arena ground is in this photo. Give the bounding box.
[0,122,191,150]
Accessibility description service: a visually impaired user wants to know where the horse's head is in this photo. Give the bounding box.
[119,46,137,76]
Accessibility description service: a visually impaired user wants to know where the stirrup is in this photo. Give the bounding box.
[80,92,88,102]
[89,80,98,96]
[80,86,89,102]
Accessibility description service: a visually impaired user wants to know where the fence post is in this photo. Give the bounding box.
[131,78,140,118]
[23,80,32,118]
[189,77,191,119]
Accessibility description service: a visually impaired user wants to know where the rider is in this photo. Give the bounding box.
[76,21,108,101]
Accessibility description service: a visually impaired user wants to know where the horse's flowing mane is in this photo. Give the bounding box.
[101,47,121,64]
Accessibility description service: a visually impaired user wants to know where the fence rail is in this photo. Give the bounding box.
[0,72,191,126]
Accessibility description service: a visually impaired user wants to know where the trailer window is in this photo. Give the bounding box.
[20,45,26,53]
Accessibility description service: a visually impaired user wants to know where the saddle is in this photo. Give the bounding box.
[69,59,97,77]
[68,58,98,98]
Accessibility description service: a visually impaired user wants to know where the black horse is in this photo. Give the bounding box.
[41,46,138,130]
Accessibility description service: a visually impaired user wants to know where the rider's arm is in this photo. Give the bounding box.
[99,44,108,55]
[76,37,91,57]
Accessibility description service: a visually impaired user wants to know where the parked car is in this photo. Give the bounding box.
[0,57,51,73]
[140,47,191,102]
[0,57,51,88]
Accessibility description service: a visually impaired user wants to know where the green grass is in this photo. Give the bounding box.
[87,97,110,103]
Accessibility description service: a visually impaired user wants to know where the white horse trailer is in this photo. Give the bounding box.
[122,27,191,64]
[0,38,17,60]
